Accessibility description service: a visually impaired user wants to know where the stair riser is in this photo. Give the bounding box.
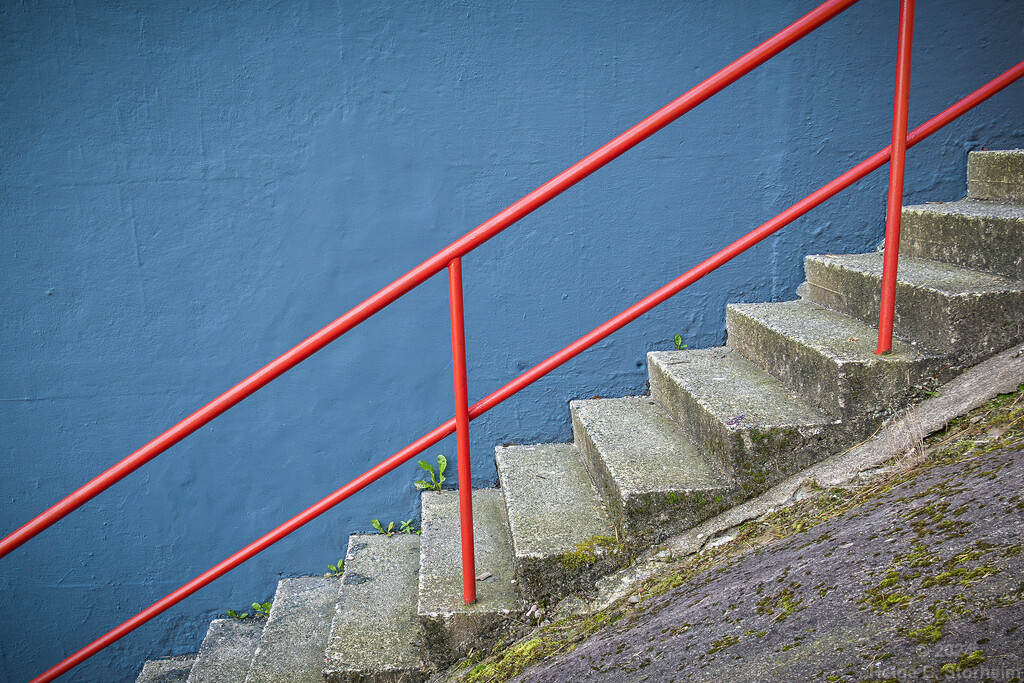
[187,620,262,683]
[649,360,842,497]
[571,408,628,535]
[324,535,427,683]
[495,444,619,607]
[325,671,426,683]
[420,613,511,670]
[418,490,517,668]
[137,658,195,683]
[968,150,1024,204]
[800,259,1024,360]
[246,577,338,683]
[513,554,625,607]
[726,306,943,423]
[571,408,734,541]
[900,208,1024,280]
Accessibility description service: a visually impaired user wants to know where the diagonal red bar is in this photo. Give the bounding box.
[0,0,862,561]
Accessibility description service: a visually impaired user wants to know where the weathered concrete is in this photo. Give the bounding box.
[569,343,1024,618]
[968,148,1024,204]
[801,252,1024,359]
[324,534,427,683]
[900,200,1024,280]
[187,619,262,683]
[418,489,518,667]
[136,656,195,683]
[495,443,617,605]
[726,300,945,423]
[648,348,840,495]
[571,397,733,541]
[245,576,339,683]
[514,444,1024,683]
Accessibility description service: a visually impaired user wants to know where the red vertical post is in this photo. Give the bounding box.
[448,257,477,605]
[876,0,915,354]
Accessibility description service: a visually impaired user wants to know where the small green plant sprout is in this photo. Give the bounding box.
[415,454,447,492]
[325,559,345,577]
[226,609,249,620]
[400,519,421,535]
[372,518,396,536]
[252,601,272,618]
[674,334,688,351]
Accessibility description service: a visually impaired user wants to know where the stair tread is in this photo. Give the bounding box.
[801,251,1024,360]
[806,252,1024,293]
[727,299,936,364]
[418,489,517,619]
[324,534,424,681]
[570,396,729,495]
[903,199,1024,221]
[496,443,613,559]
[245,576,338,683]
[187,619,262,683]
[136,656,196,683]
[648,348,832,430]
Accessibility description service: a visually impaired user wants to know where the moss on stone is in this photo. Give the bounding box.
[558,535,623,572]
[907,607,948,644]
[939,649,985,675]
[755,585,804,622]
[462,639,545,683]
[707,634,740,654]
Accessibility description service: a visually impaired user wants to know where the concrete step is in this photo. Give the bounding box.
[187,619,262,683]
[418,489,518,668]
[726,300,944,423]
[900,200,1024,280]
[495,443,617,605]
[967,148,1024,204]
[570,396,733,541]
[136,656,196,683]
[648,348,841,496]
[245,576,338,683]
[800,252,1024,360]
[324,534,427,683]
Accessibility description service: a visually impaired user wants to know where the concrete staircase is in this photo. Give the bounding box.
[136,148,1024,683]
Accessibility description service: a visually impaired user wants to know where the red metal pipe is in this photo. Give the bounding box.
[31,62,1024,683]
[876,0,916,354]
[448,258,477,605]
[0,0,861,560]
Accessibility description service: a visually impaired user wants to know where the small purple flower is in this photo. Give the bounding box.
[726,414,745,427]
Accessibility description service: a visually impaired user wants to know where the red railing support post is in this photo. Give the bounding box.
[448,257,477,605]
[876,0,915,354]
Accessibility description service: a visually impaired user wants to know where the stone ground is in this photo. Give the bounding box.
[511,444,1024,682]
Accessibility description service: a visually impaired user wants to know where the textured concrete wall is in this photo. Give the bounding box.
[1,1,1022,680]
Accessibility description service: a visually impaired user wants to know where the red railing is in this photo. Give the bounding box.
[6,1,1021,680]
[0,0,863,566]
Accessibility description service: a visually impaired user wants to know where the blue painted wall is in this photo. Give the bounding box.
[1,0,1022,680]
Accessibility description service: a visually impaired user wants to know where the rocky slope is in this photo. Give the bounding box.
[450,382,1024,683]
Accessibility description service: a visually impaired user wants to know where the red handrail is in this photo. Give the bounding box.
[31,61,1024,683]
[0,0,861,561]
[876,0,916,354]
